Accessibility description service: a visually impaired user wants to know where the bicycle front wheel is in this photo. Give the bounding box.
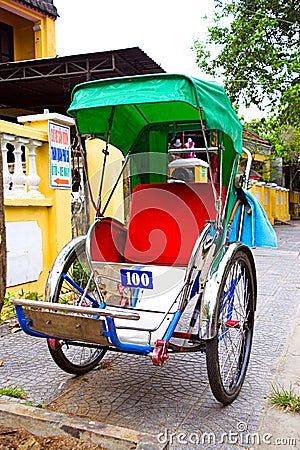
[206,248,256,404]
[47,240,107,375]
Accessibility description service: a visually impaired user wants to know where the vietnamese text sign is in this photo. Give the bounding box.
[49,121,71,189]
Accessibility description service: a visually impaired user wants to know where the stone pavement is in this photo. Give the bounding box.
[0,223,300,449]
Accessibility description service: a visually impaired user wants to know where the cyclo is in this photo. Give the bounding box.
[13,74,264,405]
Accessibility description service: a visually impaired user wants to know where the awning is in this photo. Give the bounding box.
[0,47,165,118]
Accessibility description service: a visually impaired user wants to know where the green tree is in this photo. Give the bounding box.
[245,117,300,165]
[193,0,300,126]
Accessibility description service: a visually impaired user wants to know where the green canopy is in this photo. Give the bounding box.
[68,73,242,156]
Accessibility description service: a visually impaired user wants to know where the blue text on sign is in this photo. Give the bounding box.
[51,146,70,162]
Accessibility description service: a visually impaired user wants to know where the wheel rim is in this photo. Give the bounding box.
[217,256,253,394]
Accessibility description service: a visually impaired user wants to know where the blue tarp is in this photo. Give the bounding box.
[229,190,277,248]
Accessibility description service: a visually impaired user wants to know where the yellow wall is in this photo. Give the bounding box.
[0,1,56,60]
[33,16,56,59]
[4,200,53,295]
[1,115,72,297]
[86,138,125,223]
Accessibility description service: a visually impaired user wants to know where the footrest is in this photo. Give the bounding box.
[22,309,110,346]
[11,298,140,346]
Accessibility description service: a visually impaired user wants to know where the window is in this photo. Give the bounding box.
[0,22,14,62]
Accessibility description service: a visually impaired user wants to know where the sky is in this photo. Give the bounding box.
[54,0,214,77]
[54,0,261,120]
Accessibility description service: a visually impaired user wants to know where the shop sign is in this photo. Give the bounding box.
[48,121,71,189]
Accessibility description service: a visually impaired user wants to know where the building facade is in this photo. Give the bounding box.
[0,0,58,62]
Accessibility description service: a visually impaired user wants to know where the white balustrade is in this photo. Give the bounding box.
[11,137,29,197]
[27,140,44,198]
[0,133,14,197]
[0,132,44,198]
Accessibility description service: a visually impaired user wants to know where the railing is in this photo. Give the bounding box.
[0,121,47,199]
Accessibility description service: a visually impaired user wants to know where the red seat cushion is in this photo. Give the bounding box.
[89,217,127,262]
[124,183,225,266]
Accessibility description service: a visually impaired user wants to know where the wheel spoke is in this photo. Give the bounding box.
[218,259,251,390]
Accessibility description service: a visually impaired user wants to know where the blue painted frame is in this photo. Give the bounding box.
[14,297,183,356]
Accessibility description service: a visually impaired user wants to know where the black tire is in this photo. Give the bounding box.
[206,248,256,404]
[47,240,107,375]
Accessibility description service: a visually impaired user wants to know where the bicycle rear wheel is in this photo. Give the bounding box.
[47,240,107,375]
[206,248,256,404]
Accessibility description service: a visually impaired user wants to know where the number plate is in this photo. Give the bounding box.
[120,269,153,290]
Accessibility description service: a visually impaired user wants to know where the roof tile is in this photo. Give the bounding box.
[16,0,58,18]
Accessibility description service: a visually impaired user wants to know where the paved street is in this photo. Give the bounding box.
[1,223,300,449]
